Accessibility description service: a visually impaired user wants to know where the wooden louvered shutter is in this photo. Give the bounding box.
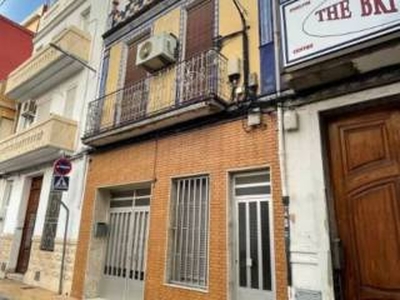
[185,0,214,59]
[124,34,150,87]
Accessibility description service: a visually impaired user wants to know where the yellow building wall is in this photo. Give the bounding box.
[219,0,260,89]
[101,1,261,123]
[0,82,15,121]
[101,43,123,127]
[147,8,181,114]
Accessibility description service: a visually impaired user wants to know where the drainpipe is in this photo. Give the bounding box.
[231,0,250,103]
[272,0,293,293]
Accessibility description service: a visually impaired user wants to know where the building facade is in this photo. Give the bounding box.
[277,1,400,300]
[0,16,34,142]
[0,0,109,295]
[70,0,287,299]
[0,16,34,82]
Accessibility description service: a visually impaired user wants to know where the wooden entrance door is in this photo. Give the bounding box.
[328,108,400,300]
[16,176,43,274]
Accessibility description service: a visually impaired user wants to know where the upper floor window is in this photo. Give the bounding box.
[19,100,36,131]
[259,0,273,45]
[81,8,91,32]
[185,0,214,59]
[99,53,110,98]
[124,33,150,87]
[64,85,77,120]
[35,97,52,123]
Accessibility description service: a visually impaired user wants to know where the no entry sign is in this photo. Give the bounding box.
[54,158,72,176]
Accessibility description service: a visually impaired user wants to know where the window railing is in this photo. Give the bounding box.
[84,49,229,138]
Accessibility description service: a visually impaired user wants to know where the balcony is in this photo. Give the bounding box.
[5,26,91,101]
[83,50,230,147]
[0,115,77,173]
[40,0,85,30]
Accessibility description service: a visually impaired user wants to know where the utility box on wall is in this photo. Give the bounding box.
[94,222,109,238]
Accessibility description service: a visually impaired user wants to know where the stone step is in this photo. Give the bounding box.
[5,273,24,282]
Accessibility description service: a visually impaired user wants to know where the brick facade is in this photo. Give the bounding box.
[71,115,287,299]
[0,234,13,278]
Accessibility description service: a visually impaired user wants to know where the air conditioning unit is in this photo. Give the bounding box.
[21,100,36,118]
[136,33,177,72]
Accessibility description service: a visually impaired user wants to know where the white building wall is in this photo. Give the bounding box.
[0,0,109,290]
[286,81,400,300]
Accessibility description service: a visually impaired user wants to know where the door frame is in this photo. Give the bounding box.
[228,168,276,300]
[319,100,400,300]
[0,180,13,234]
[99,186,152,300]
[15,175,43,274]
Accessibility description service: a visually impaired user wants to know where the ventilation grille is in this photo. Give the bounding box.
[34,271,40,281]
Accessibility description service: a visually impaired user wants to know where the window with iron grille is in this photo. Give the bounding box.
[168,175,209,289]
[40,191,62,251]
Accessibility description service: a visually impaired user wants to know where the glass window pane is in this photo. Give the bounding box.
[136,188,151,197]
[259,0,273,45]
[261,201,272,290]
[249,202,259,289]
[235,173,270,186]
[110,200,133,208]
[238,202,247,287]
[236,185,271,196]
[135,198,150,206]
[111,190,133,198]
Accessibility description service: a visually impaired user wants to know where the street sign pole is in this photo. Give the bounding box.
[58,200,69,296]
[51,157,72,295]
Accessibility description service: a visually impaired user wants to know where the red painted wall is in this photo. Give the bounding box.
[0,15,33,81]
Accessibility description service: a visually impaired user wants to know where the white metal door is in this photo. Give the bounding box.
[100,189,150,300]
[233,171,274,300]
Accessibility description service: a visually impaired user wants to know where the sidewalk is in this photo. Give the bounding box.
[0,279,77,300]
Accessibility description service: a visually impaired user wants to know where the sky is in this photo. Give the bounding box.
[0,0,46,23]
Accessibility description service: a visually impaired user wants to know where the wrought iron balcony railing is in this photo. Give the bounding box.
[84,50,229,139]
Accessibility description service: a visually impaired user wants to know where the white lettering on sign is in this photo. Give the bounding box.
[281,0,400,66]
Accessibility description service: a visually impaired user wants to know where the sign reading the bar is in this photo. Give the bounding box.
[281,0,400,66]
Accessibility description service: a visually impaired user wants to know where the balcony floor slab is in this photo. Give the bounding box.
[83,99,226,147]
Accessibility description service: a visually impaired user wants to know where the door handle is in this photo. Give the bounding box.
[332,238,344,270]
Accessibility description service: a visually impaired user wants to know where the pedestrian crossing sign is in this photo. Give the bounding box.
[53,175,70,191]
